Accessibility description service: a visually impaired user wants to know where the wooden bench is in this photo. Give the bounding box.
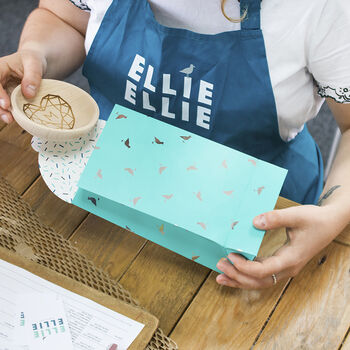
[1,120,349,349]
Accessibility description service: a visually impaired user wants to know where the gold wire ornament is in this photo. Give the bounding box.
[23,94,75,130]
[221,0,248,23]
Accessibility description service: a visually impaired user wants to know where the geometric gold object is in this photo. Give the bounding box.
[11,79,99,141]
[23,94,75,130]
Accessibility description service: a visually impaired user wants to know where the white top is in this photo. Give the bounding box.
[70,0,350,142]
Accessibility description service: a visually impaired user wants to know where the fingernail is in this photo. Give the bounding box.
[254,214,266,227]
[1,114,9,123]
[27,84,36,94]
[217,275,227,285]
[0,99,6,109]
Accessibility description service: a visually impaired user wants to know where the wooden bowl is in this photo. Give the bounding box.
[11,79,99,141]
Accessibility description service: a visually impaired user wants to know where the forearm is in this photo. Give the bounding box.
[19,7,86,79]
[317,128,350,233]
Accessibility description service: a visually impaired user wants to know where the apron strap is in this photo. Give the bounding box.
[240,0,261,30]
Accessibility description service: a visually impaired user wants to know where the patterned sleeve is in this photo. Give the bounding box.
[69,0,91,11]
[307,0,350,104]
[317,86,350,104]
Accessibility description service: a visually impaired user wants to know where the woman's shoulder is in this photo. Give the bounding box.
[261,0,350,50]
[263,0,350,102]
[262,0,349,23]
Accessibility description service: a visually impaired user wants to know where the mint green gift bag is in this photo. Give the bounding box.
[73,105,287,272]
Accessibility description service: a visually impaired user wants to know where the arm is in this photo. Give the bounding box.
[20,0,89,78]
[0,0,89,123]
[216,102,350,289]
[318,99,350,217]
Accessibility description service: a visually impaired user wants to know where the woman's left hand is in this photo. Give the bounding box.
[216,204,343,289]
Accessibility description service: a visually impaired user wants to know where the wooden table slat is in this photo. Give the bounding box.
[253,242,350,350]
[340,329,350,350]
[0,123,88,239]
[0,121,6,132]
[69,214,147,281]
[170,272,287,350]
[22,176,88,239]
[119,242,210,335]
[0,123,39,193]
[334,227,350,247]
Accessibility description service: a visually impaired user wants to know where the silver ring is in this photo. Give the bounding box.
[272,273,277,285]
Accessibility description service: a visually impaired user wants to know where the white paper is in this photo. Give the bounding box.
[0,343,25,350]
[15,294,74,350]
[31,119,106,203]
[0,259,144,350]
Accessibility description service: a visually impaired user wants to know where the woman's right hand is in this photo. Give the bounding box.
[0,49,47,124]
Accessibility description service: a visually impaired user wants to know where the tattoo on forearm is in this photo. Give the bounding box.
[317,185,341,206]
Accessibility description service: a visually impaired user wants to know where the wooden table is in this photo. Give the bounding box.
[1,120,350,349]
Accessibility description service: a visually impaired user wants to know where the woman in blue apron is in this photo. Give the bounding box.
[0,0,349,289]
[83,0,323,206]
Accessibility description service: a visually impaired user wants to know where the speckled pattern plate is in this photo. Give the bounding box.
[31,120,106,203]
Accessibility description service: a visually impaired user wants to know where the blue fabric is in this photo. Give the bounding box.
[83,0,323,205]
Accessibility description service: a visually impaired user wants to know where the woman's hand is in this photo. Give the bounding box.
[0,0,90,125]
[216,204,344,289]
[0,49,47,124]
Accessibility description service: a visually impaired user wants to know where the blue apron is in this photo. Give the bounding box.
[83,0,324,205]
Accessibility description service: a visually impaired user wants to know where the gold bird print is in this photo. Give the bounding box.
[124,138,130,148]
[195,191,202,201]
[231,221,239,230]
[162,194,173,202]
[159,224,165,234]
[187,165,198,171]
[197,222,206,230]
[154,137,164,144]
[97,169,103,179]
[192,256,200,261]
[248,159,257,166]
[224,190,233,196]
[116,114,127,119]
[93,146,100,150]
[256,186,265,195]
[125,168,135,175]
[180,136,191,140]
[222,160,228,169]
[159,166,167,174]
[133,197,142,206]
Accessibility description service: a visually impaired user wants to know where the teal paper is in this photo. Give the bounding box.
[73,104,287,272]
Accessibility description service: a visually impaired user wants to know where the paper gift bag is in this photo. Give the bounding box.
[73,104,287,272]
